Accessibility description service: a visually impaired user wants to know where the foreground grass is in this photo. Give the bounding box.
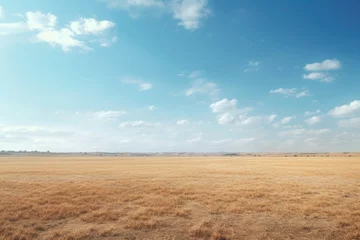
[0,156,359,239]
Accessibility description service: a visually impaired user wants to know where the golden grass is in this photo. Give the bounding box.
[0,156,360,239]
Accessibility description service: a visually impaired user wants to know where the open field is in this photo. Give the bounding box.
[1,156,360,240]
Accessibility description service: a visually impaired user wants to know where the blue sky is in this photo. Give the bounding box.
[1,0,359,152]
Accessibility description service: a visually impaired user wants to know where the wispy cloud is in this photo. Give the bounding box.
[105,0,210,31]
[119,121,160,128]
[338,118,360,128]
[304,110,321,116]
[244,61,260,72]
[185,71,219,97]
[121,77,153,91]
[269,88,310,98]
[305,116,321,125]
[176,119,189,125]
[280,116,296,124]
[91,111,127,120]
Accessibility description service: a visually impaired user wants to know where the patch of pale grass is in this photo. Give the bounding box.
[0,156,359,239]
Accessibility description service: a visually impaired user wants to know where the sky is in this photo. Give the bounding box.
[1,0,360,152]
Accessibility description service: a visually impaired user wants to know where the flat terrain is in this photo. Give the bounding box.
[0,156,360,240]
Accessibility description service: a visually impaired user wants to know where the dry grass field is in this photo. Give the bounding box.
[1,155,360,240]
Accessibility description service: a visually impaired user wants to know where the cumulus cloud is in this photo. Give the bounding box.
[304,59,341,71]
[303,72,334,83]
[303,59,341,83]
[0,9,116,51]
[328,100,360,117]
[338,118,360,128]
[91,111,127,120]
[148,105,156,111]
[69,18,115,35]
[172,0,210,30]
[305,116,321,125]
[210,98,237,113]
[121,77,153,91]
[209,98,275,126]
[26,11,57,30]
[280,116,296,124]
[36,28,89,52]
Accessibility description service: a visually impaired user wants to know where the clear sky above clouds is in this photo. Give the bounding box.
[1,0,359,152]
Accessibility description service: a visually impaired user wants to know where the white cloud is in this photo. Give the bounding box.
[91,111,127,120]
[209,98,275,127]
[119,121,160,128]
[176,119,189,125]
[328,100,360,117]
[280,116,296,124]
[303,72,334,83]
[295,90,310,98]
[69,18,115,35]
[172,0,210,31]
[338,118,360,128]
[244,61,260,72]
[121,77,153,91]
[106,0,210,31]
[304,59,341,71]
[270,88,296,96]
[26,11,57,30]
[305,116,321,125]
[148,105,156,111]
[268,114,277,123]
[216,112,236,125]
[304,110,321,116]
[269,88,309,98]
[107,0,165,10]
[210,98,237,113]
[36,28,90,52]
[0,9,116,51]
[185,79,219,97]
[210,98,255,125]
